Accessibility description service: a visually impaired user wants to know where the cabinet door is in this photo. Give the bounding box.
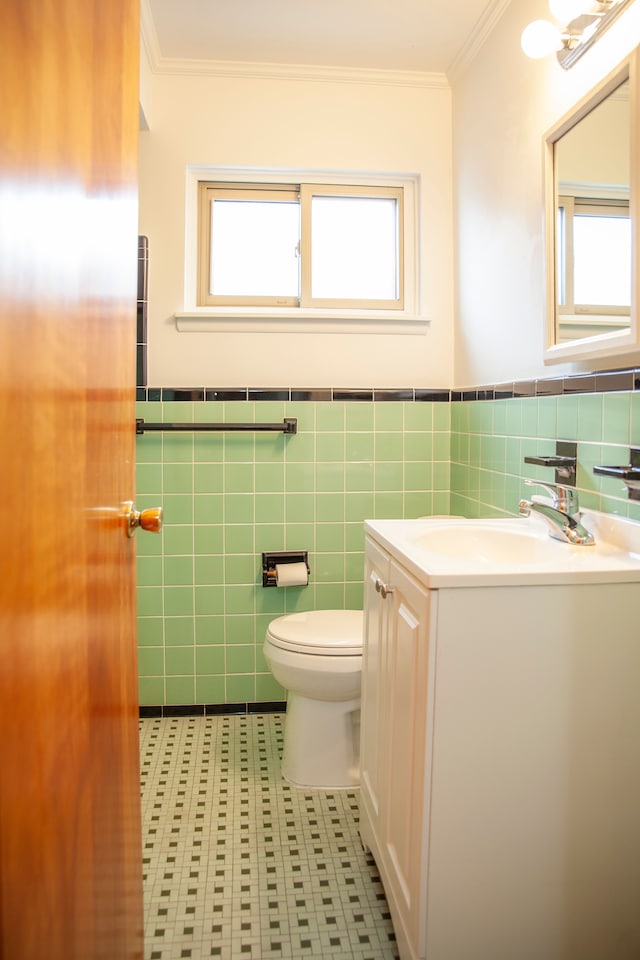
[383,559,430,959]
[360,539,390,839]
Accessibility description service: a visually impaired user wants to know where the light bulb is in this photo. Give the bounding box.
[548,0,592,21]
[521,20,564,59]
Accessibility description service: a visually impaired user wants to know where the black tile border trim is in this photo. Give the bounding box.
[139,701,286,719]
[138,387,451,403]
[448,366,640,400]
[135,369,640,405]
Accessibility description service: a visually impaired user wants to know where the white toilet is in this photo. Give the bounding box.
[263,609,364,789]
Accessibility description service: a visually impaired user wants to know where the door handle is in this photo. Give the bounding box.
[122,501,163,538]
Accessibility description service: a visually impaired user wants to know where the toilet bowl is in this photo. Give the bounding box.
[264,609,363,789]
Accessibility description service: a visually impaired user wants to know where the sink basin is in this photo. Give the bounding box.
[413,523,562,565]
[364,512,640,587]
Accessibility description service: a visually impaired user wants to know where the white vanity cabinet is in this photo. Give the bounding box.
[360,537,432,959]
[360,520,640,960]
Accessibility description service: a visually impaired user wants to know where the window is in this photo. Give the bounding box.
[556,196,631,315]
[198,181,404,311]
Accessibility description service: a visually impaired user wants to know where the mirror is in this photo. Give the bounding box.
[544,52,639,363]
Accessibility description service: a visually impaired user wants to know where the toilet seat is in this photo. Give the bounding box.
[266,609,363,656]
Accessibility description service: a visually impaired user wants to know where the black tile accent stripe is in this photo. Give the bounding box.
[513,381,536,398]
[414,389,450,402]
[206,388,249,401]
[373,389,414,401]
[332,389,374,401]
[140,701,287,719]
[536,379,564,397]
[562,375,597,395]
[291,388,332,401]
[135,366,640,405]
[136,235,148,389]
[494,385,516,399]
[136,342,146,388]
[595,370,635,392]
[137,235,148,301]
[161,388,205,402]
[248,388,290,401]
[139,705,162,718]
[247,699,285,714]
[459,367,640,399]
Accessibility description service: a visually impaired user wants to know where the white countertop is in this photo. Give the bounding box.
[364,510,640,588]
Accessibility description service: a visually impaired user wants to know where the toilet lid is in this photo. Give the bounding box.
[267,609,363,656]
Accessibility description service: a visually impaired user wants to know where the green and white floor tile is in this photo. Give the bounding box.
[140,714,399,960]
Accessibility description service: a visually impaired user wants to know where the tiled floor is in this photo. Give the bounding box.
[140,713,399,960]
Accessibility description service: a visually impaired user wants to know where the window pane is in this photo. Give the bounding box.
[310,196,398,300]
[573,214,631,306]
[210,200,299,297]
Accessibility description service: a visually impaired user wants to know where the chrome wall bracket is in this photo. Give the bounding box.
[593,447,640,500]
[524,440,577,486]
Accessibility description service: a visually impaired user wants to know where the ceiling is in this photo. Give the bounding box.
[144,0,508,76]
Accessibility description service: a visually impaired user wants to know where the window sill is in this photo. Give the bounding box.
[174,309,430,334]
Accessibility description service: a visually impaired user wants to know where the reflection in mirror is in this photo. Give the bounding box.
[555,78,630,344]
[544,52,638,364]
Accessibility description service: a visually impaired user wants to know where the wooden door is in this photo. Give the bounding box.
[0,2,143,958]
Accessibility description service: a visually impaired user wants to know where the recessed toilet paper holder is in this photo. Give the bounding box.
[262,551,310,587]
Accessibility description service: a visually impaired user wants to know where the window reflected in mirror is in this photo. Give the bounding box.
[553,77,631,345]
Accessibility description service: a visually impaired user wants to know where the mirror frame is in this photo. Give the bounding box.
[544,49,639,364]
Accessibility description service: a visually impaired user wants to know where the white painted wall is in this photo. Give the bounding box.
[452,0,640,387]
[139,0,640,390]
[138,69,454,387]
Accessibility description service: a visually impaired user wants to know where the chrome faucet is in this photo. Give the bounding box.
[519,480,595,545]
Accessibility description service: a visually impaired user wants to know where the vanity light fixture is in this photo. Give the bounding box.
[521,0,633,69]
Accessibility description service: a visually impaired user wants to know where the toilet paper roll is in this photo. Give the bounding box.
[275,562,309,587]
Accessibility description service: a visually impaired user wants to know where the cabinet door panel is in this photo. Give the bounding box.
[384,560,430,954]
[360,541,389,825]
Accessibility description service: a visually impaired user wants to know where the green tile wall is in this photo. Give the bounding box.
[137,389,640,707]
[135,398,451,706]
[450,391,640,522]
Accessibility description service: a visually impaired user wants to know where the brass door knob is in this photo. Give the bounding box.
[122,501,163,538]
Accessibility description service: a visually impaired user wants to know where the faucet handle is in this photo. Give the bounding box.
[523,479,578,514]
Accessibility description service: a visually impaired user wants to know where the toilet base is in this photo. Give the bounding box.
[281,693,361,789]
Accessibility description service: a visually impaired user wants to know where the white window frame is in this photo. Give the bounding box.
[299,183,404,311]
[181,166,423,329]
[556,191,631,318]
[198,181,301,308]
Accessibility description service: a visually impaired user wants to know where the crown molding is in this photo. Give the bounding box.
[139,0,447,89]
[447,0,512,82]
[140,0,162,70]
[152,56,448,88]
